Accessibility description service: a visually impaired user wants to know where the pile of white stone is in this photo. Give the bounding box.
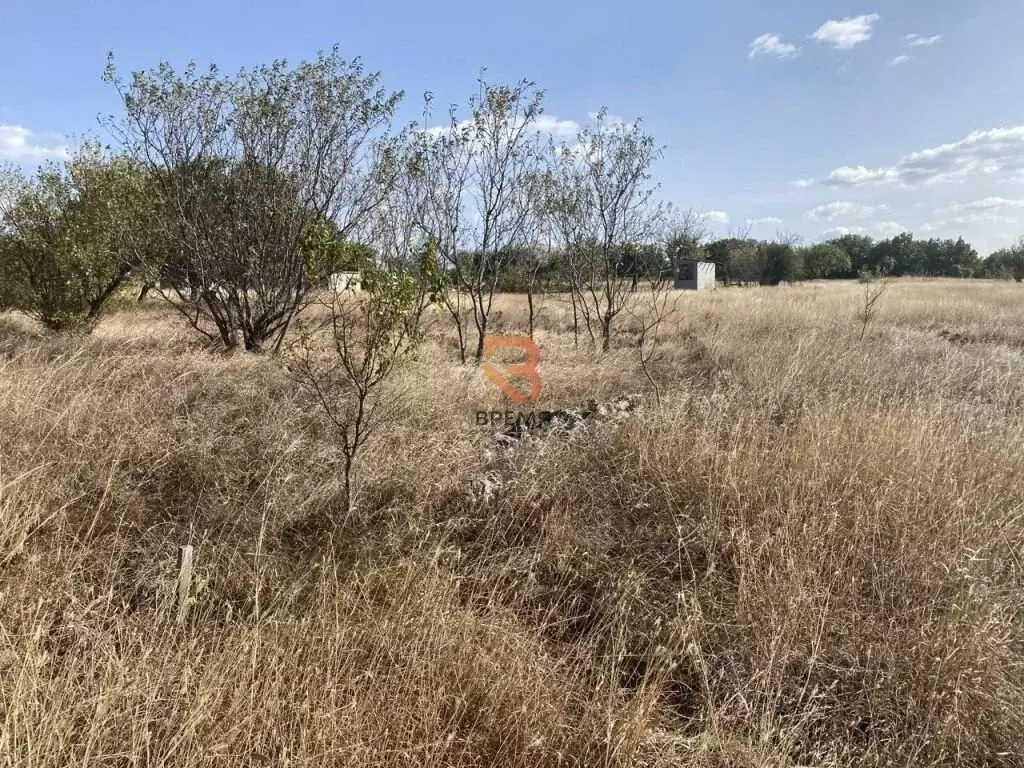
[495,393,643,448]
[467,393,644,506]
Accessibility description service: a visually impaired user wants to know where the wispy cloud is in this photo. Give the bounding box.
[906,33,943,47]
[889,55,911,66]
[822,221,905,239]
[747,216,784,227]
[748,33,801,59]
[792,178,816,189]
[936,198,1024,216]
[811,14,881,50]
[807,201,889,222]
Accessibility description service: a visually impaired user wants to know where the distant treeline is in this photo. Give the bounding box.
[486,232,1024,293]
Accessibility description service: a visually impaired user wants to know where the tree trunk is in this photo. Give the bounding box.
[85,265,132,325]
[474,315,487,363]
[342,450,355,520]
[453,315,467,364]
[570,286,579,349]
[527,289,535,338]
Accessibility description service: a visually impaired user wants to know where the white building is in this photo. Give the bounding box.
[328,271,362,293]
[674,260,716,291]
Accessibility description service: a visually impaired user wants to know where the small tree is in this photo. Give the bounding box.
[104,46,405,351]
[626,242,679,410]
[665,209,708,277]
[288,258,425,519]
[412,78,547,362]
[857,270,889,341]
[544,109,666,352]
[0,145,155,331]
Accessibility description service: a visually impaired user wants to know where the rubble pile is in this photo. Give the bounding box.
[495,393,643,448]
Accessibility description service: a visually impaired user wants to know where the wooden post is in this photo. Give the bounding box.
[176,545,194,626]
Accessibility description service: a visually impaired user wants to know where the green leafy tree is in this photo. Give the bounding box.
[827,234,874,276]
[0,144,156,331]
[868,232,916,276]
[759,237,802,285]
[918,236,979,277]
[982,239,1024,280]
[104,46,405,351]
[706,237,761,285]
[616,242,668,281]
[301,217,375,288]
[802,242,851,280]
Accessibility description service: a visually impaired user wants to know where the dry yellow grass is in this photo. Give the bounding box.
[2,279,1024,766]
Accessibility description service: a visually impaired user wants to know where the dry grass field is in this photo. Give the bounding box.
[2,279,1024,766]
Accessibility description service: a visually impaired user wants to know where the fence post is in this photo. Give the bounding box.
[176,544,194,626]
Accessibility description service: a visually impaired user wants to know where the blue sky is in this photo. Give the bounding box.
[3,0,1024,254]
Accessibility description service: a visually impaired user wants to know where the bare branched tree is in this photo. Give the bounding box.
[665,208,709,278]
[412,78,546,362]
[542,109,666,352]
[102,46,405,351]
[287,264,424,520]
[857,271,889,341]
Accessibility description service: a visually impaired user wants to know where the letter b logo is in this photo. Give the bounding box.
[481,336,542,405]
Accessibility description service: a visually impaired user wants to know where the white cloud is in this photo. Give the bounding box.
[935,197,1024,215]
[810,14,881,50]
[792,178,816,189]
[698,210,730,225]
[824,165,900,186]
[0,125,68,163]
[533,115,580,139]
[807,201,889,222]
[824,126,1024,188]
[822,226,866,238]
[889,55,911,66]
[873,221,907,238]
[906,33,943,47]
[749,33,800,59]
[747,216,784,227]
[423,113,581,142]
[926,200,1024,231]
[821,221,906,239]
[937,213,1018,228]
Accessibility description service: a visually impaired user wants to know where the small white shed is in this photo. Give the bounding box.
[328,271,362,293]
[674,260,716,291]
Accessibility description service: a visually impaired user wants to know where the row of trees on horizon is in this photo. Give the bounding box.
[490,230,1024,293]
[2,46,1023,355]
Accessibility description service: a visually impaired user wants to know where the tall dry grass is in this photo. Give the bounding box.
[1,279,1024,766]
